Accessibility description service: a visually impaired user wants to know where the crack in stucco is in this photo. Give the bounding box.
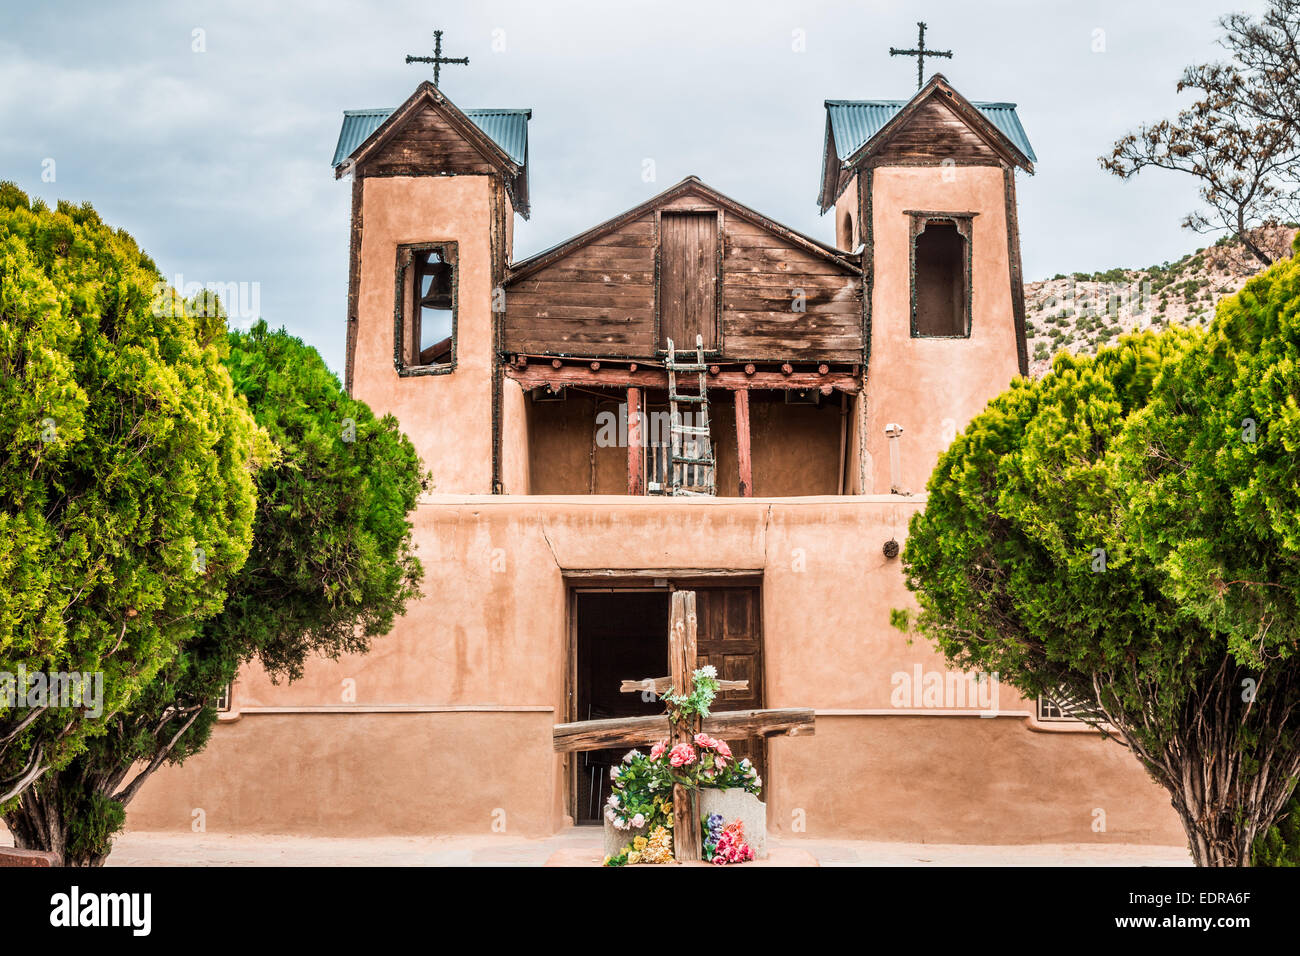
[539,516,561,569]
[761,503,774,569]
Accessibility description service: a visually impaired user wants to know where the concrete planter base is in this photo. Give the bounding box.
[601,788,768,861]
[602,819,650,859]
[700,788,768,859]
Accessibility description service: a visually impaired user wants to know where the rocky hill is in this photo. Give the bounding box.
[1023,226,1298,377]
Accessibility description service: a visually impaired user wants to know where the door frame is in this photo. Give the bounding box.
[653,207,725,357]
[563,572,764,824]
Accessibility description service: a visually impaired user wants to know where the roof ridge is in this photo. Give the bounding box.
[826,99,1019,108]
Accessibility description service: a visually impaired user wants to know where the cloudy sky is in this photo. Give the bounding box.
[0,0,1265,375]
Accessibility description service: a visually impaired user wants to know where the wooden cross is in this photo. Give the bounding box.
[553,590,815,862]
[406,30,469,88]
[889,21,952,91]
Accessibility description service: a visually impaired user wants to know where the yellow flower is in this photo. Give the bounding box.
[627,851,641,865]
[641,825,674,864]
[633,836,648,851]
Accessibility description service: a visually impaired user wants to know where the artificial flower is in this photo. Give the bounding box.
[669,742,696,767]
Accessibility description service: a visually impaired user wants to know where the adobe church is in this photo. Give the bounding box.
[132,40,1184,847]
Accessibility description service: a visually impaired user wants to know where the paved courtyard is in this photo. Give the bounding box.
[1,827,1193,866]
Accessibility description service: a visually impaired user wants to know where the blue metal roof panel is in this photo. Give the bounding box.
[331,107,531,167]
[824,99,1036,164]
[464,109,531,165]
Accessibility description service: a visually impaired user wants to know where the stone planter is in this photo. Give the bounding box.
[700,788,767,859]
[603,819,650,859]
[602,789,768,861]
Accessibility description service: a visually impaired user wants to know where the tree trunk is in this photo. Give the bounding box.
[1106,657,1300,867]
[5,770,118,867]
[1171,789,1256,867]
[6,777,68,865]
[1239,233,1274,267]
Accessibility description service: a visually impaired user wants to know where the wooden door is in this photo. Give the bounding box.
[659,211,719,352]
[693,586,765,788]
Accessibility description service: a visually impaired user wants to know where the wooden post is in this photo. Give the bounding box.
[669,590,702,861]
[627,387,644,496]
[735,388,753,497]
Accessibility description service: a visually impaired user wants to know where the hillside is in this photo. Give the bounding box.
[1023,226,1298,377]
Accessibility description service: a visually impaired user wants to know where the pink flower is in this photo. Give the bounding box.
[694,733,715,748]
[669,743,697,767]
[713,739,733,759]
[649,740,668,761]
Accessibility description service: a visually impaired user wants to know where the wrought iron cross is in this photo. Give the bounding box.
[406,30,469,88]
[889,21,952,90]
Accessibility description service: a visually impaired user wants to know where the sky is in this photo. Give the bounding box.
[0,0,1267,375]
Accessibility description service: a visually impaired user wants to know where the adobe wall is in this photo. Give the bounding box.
[862,165,1022,494]
[351,175,498,493]
[129,496,1184,846]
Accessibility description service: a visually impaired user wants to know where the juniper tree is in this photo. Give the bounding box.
[903,284,1300,864]
[4,321,425,864]
[1102,0,1300,266]
[0,184,262,807]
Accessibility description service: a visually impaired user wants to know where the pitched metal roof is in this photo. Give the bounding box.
[824,99,1036,164]
[331,107,531,168]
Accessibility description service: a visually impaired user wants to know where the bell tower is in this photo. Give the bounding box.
[332,78,530,494]
[819,72,1035,493]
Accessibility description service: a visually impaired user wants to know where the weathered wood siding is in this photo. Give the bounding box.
[503,197,863,362]
[870,96,1002,166]
[364,103,499,178]
[504,214,657,356]
[721,218,862,361]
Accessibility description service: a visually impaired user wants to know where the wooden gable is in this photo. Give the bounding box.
[505,211,658,356]
[363,101,502,178]
[340,82,521,191]
[843,77,1034,174]
[502,179,863,363]
[869,94,1006,166]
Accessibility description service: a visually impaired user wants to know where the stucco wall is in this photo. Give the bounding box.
[500,377,530,495]
[130,496,1183,846]
[863,165,1022,495]
[351,175,497,493]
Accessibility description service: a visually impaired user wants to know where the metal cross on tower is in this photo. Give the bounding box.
[889,21,952,90]
[406,30,469,88]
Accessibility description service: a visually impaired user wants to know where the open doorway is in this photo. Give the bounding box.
[572,591,669,825]
[569,582,766,826]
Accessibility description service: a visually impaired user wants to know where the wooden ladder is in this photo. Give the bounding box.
[665,335,716,497]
